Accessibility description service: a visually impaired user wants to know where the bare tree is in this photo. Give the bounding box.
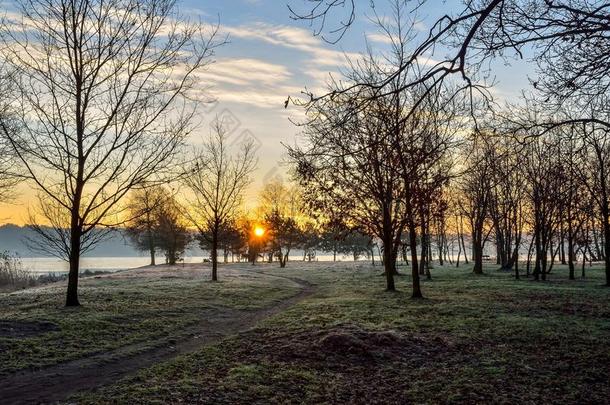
[458,137,495,275]
[264,208,300,268]
[522,130,564,281]
[541,123,590,280]
[124,186,172,266]
[289,86,408,291]
[0,65,21,202]
[579,120,610,286]
[156,195,190,265]
[256,180,304,268]
[0,0,222,306]
[448,193,470,268]
[290,2,459,297]
[183,121,257,281]
[290,1,610,129]
[485,127,526,277]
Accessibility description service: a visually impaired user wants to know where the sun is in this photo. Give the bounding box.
[254,227,265,237]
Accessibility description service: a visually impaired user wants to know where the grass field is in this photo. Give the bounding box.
[0,264,298,375]
[1,261,608,404]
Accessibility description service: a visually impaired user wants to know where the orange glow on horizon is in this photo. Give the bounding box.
[254,226,265,237]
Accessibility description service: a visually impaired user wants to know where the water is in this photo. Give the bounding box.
[20,256,207,275]
[19,253,361,275]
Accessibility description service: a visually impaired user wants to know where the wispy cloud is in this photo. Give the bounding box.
[365,33,394,45]
[195,22,359,109]
[225,22,360,67]
[200,58,292,87]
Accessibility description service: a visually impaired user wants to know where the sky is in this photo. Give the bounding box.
[177,0,534,181]
[0,0,537,225]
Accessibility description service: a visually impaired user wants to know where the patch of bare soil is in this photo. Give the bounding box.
[215,324,608,404]
[0,320,60,338]
[0,272,315,405]
[178,324,463,404]
[294,324,451,366]
[240,323,455,369]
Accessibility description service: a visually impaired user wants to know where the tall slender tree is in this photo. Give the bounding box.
[459,137,495,275]
[124,186,171,266]
[183,121,257,281]
[0,0,222,306]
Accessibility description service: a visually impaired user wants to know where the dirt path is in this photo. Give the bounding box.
[0,272,315,405]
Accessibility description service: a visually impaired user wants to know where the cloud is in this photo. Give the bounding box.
[199,58,292,87]
[224,22,360,67]
[211,86,300,109]
[366,33,394,45]
[192,22,362,109]
[194,57,299,109]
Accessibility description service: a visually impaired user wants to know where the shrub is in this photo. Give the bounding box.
[0,251,37,290]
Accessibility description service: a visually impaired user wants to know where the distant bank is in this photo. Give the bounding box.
[0,224,207,258]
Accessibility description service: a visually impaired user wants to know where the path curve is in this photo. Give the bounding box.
[0,272,315,405]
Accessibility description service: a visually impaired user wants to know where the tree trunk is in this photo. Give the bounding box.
[496,234,502,266]
[548,241,560,274]
[560,224,567,265]
[168,241,177,265]
[603,201,610,286]
[533,227,543,281]
[66,175,83,309]
[472,228,484,275]
[249,241,258,265]
[456,230,462,267]
[211,226,218,281]
[568,245,575,280]
[148,227,156,266]
[593,229,602,261]
[461,233,469,264]
[66,228,81,307]
[408,223,422,298]
[280,250,290,268]
[419,225,427,276]
[437,234,444,266]
[513,247,520,280]
[541,238,548,281]
[471,231,476,262]
[568,215,576,280]
[383,236,396,291]
[513,225,521,279]
[526,235,534,277]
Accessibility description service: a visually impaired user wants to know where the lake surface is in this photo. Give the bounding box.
[20,256,198,274]
[21,247,507,275]
[20,253,351,274]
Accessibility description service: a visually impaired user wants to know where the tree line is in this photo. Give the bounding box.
[1,0,609,307]
[0,0,222,306]
[123,179,382,269]
[287,0,610,298]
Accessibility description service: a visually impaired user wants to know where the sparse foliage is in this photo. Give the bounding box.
[0,0,222,305]
[183,121,257,280]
